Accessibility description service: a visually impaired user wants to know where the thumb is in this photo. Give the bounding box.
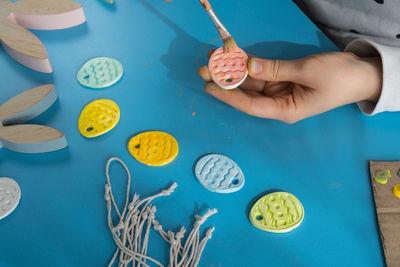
[248,57,302,83]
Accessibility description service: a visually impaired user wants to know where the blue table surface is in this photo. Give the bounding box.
[0,0,395,266]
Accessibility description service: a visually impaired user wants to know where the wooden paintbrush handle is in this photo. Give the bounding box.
[198,0,232,41]
[199,0,212,10]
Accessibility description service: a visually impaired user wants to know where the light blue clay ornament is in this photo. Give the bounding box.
[194,154,245,193]
[77,57,123,89]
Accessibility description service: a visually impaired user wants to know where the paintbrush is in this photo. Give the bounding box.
[198,0,248,90]
[198,0,237,53]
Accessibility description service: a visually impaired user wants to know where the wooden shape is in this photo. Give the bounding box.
[369,161,400,267]
[0,0,86,73]
[0,84,68,153]
[11,0,86,30]
[0,84,57,125]
[0,20,51,72]
[0,124,67,153]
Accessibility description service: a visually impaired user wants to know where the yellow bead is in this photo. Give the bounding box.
[127,131,178,166]
[78,99,120,138]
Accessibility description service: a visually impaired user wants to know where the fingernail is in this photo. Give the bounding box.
[249,59,263,75]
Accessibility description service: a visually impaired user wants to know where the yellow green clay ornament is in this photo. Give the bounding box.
[249,191,304,233]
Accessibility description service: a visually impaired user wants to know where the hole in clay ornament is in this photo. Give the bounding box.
[256,215,263,221]
[87,126,93,132]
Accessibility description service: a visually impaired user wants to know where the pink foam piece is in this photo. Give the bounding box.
[1,41,52,73]
[8,7,86,30]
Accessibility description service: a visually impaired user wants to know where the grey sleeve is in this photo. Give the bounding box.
[294,0,400,115]
[345,39,400,115]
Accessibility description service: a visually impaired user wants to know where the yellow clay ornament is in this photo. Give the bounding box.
[128,131,178,166]
[78,99,120,138]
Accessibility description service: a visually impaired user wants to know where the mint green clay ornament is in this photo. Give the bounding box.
[249,192,304,233]
[77,57,123,89]
[375,169,391,185]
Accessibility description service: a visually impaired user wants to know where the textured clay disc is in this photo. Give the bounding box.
[249,191,304,233]
[78,99,120,138]
[127,131,179,166]
[194,154,245,193]
[77,57,123,89]
[208,46,248,90]
[0,177,21,220]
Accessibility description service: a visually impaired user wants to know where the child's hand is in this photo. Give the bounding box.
[198,51,382,123]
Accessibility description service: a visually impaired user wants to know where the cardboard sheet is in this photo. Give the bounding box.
[369,161,400,267]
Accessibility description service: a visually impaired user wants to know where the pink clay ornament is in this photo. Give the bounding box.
[199,0,248,89]
[209,46,248,90]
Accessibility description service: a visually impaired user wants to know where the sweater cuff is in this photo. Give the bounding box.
[345,39,400,115]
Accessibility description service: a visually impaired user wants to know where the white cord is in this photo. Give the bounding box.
[104,157,218,267]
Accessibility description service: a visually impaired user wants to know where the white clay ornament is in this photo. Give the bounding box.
[199,0,248,90]
[0,0,86,73]
[0,177,21,220]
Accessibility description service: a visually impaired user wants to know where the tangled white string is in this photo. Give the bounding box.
[105,157,218,267]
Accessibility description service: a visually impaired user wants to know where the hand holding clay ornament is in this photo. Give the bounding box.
[199,0,248,90]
